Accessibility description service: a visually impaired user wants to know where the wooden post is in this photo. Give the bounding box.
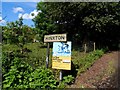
[94,42,95,51]
[60,70,62,81]
[84,44,87,53]
[46,43,50,68]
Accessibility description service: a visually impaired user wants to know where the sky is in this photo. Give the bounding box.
[0,1,41,27]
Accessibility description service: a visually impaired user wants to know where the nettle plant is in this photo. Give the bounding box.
[2,51,58,89]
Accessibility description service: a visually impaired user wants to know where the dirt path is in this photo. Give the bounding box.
[70,51,119,88]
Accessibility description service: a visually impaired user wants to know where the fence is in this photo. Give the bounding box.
[73,41,96,53]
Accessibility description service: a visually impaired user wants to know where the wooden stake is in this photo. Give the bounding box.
[94,42,95,51]
[84,44,87,53]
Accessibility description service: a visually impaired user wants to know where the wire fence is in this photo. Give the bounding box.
[73,41,96,53]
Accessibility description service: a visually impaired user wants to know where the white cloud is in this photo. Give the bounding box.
[18,13,30,19]
[13,7,24,13]
[0,17,6,25]
[18,13,23,18]
[18,10,41,20]
[0,17,2,20]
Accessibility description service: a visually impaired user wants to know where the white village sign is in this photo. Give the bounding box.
[44,34,67,42]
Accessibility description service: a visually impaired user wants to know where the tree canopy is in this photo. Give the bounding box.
[33,2,57,42]
[34,2,120,50]
[2,18,37,52]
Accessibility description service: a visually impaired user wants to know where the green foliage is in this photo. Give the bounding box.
[44,2,120,32]
[62,75,74,84]
[2,49,57,89]
[28,67,57,88]
[2,44,77,89]
[58,75,74,88]
[25,43,46,68]
[58,82,66,88]
[2,50,25,75]
[35,2,120,49]
[33,2,57,42]
[3,57,33,88]
[73,50,104,75]
[2,43,47,68]
[2,18,36,54]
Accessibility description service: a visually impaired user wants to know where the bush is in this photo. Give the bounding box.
[2,51,58,89]
[2,57,33,88]
[28,67,57,88]
[2,50,25,75]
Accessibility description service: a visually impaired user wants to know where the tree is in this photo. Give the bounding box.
[35,2,120,50]
[3,18,35,53]
[33,2,57,42]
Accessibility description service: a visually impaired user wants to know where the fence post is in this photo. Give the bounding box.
[84,44,87,53]
[94,42,95,51]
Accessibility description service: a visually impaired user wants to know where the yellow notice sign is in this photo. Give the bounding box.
[52,42,71,70]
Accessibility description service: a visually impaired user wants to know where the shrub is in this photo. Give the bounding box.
[28,67,57,88]
[2,50,57,89]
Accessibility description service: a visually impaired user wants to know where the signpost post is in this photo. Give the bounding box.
[60,70,62,81]
[44,33,71,81]
[46,43,49,68]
